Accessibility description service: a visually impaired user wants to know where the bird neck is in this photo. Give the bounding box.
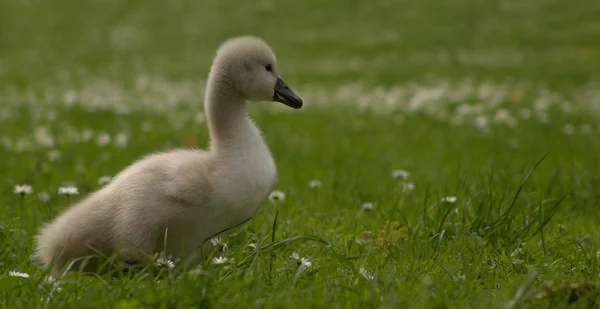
[204,77,264,156]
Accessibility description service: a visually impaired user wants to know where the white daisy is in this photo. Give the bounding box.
[300,259,312,268]
[291,252,313,286]
[34,126,55,147]
[210,237,222,246]
[308,179,322,189]
[14,184,33,195]
[391,169,410,180]
[441,196,457,203]
[290,252,312,268]
[58,186,79,196]
[43,276,62,291]
[453,274,466,281]
[96,132,111,146]
[8,271,30,278]
[155,257,176,269]
[359,267,374,281]
[64,90,78,105]
[494,109,511,123]
[269,190,286,202]
[115,133,129,148]
[361,202,374,211]
[212,256,230,265]
[474,115,488,129]
[210,237,228,252]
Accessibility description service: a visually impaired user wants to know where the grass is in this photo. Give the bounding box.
[1,0,600,308]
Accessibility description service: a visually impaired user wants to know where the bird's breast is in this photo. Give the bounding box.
[217,149,277,221]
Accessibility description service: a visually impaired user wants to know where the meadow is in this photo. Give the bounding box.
[1,0,600,308]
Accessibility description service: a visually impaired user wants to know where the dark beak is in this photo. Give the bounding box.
[273,77,303,109]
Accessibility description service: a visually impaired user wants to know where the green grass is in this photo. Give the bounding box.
[2,0,600,308]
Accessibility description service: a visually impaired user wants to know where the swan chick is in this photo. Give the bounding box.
[35,35,303,275]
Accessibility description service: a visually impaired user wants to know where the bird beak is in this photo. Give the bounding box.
[273,77,303,109]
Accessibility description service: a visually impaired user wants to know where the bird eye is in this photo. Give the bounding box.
[265,64,272,72]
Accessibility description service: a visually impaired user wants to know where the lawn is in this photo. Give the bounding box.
[1,0,600,308]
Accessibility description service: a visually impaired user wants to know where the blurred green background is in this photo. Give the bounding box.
[2,0,599,87]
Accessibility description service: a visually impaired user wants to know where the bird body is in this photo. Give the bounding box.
[35,36,303,274]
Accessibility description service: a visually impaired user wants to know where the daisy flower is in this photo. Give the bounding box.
[96,132,111,146]
[290,252,312,268]
[291,252,313,286]
[359,267,374,281]
[212,256,230,265]
[42,276,62,291]
[361,202,374,212]
[308,179,322,189]
[391,169,410,180]
[155,257,176,269]
[14,184,33,195]
[269,190,286,202]
[58,186,79,196]
[115,133,129,148]
[210,237,228,252]
[441,196,457,203]
[8,271,30,278]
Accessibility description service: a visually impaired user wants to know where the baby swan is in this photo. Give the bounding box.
[35,36,303,275]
